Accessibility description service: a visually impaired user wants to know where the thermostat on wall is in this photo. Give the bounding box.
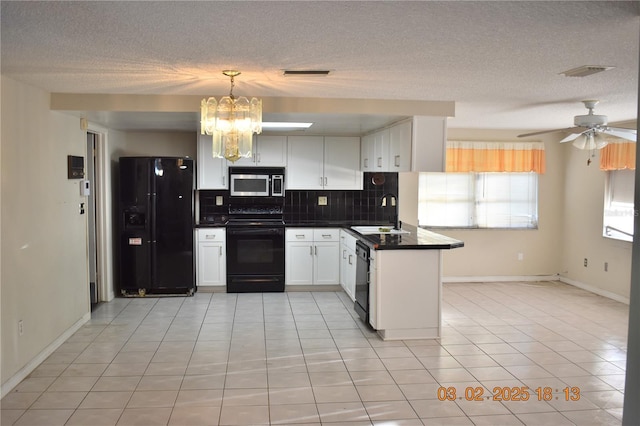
[80,179,90,196]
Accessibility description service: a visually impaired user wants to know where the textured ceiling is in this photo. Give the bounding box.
[1,1,639,133]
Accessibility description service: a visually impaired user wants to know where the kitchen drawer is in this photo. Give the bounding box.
[197,228,226,242]
[286,228,313,242]
[313,228,340,241]
[340,230,358,251]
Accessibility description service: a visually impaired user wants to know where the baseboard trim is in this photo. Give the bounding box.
[1,312,91,398]
[558,276,630,305]
[443,275,629,305]
[443,275,559,283]
[286,285,343,292]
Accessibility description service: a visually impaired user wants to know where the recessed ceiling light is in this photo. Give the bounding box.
[262,122,313,129]
[283,70,331,76]
[560,65,615,77]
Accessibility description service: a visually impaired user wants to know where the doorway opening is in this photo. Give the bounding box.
[87,132,99,307]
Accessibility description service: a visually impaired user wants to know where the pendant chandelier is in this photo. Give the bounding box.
[200,70,262,162]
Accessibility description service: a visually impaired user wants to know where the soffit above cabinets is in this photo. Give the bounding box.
[51,94,454,135]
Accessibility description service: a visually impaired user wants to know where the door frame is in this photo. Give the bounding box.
[87,123,115,301]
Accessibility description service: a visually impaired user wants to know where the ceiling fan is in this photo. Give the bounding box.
[518,100,637,150]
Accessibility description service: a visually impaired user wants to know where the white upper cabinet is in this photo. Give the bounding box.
[197,133,228,189]
[389,120,412,172]
[373,129,391,171]
[411,116,447,172]
[360,117,445,173]
[361,133,374,171]
[232,135,287,167]
[197,134,289,189]
[323,137,362,190]
[286,136,325,189]
[287,136,362,190]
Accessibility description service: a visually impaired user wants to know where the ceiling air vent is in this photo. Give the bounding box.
[283,70,331,76]
[560,65,615,78]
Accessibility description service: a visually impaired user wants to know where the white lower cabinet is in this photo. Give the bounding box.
[340,230,358,301]
[196,228,226,287]
[286,228,340,285]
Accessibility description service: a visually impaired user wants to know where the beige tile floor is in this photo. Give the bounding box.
[1,281,628,425]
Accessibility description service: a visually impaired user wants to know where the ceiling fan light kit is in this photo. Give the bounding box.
[518,100,636,150]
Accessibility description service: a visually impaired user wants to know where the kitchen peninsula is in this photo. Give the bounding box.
[349,223,463,340]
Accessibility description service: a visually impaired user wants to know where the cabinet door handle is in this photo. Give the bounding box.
[206,235,216,240]
[314,245,318,255]
[343,249,347,259]
[349,254,353,265]
[322,234,332,238]
[256,153,261,163]
[377,157,382,168]
[320,177,323,186]
[223,176,226,186]
[310,245,313,255]
[394,155,400,167]
[364,158,369,168]
[219,246,223,257]
[324,177,328,186]
[296,234,306,238]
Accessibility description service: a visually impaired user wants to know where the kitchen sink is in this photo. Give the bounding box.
[351,225,410,235]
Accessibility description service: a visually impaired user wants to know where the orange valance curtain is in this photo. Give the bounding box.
[600,141,636,171]
[446,141,546,173]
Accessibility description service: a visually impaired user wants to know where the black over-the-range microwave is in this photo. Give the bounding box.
[229,167,285,197]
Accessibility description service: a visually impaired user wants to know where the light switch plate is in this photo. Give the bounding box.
[216,195,223,206]
[318,196,328,206]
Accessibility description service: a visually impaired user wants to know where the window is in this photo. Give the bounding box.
[603,169,634,242]
[419,172,538,229]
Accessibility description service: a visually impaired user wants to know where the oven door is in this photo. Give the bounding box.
[226,226,285,292]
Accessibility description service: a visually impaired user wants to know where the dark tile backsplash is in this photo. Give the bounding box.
[199,172,399,225]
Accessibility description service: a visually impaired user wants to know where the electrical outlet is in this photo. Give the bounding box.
[517,253,524,261]
[605,262,608,272]
[318,196,328,206]
[18,320,24,336]
[584,258,588,267]
[216,195,223,206]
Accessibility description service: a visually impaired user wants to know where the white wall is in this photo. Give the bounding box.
[109,131,197,159]
[440,129,566,279]
[1,76,90,392]
[399,127,633,301]
[561,141,632,300]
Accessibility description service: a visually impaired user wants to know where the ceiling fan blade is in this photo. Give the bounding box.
[518,127,582,138]
[559,130,588,143]
[601,128,637,142]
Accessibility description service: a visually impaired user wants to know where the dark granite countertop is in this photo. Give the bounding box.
[345,223,464,250]
[195,221,463,250]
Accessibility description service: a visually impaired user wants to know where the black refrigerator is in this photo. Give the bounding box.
[118,157,195,296]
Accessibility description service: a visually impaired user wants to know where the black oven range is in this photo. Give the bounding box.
[225,204,285,293]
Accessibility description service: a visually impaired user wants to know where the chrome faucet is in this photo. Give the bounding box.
[380,193,401,230]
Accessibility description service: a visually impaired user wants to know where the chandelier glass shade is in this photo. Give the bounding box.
[572,130,608,150]
[200,71,262,162]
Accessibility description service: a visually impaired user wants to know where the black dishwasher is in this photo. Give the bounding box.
[354,240,371,325]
